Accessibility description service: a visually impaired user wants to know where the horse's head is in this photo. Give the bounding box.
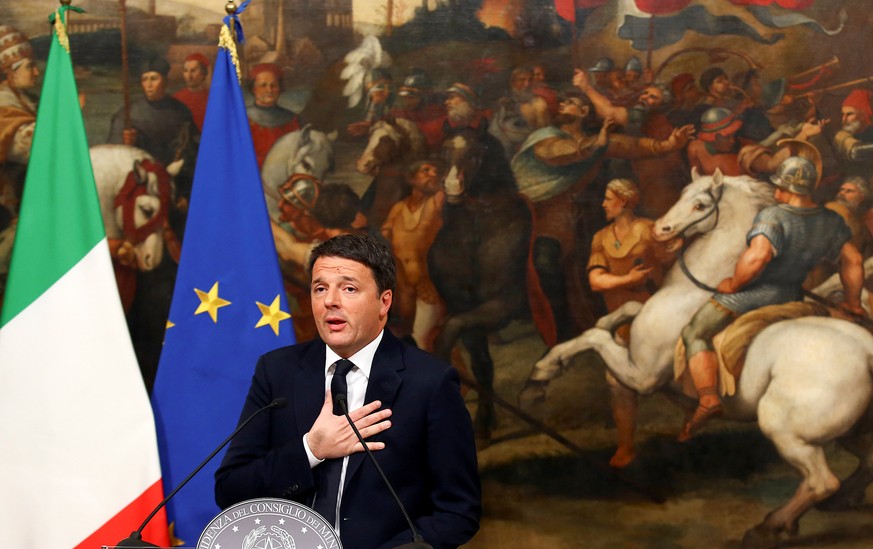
[653,167,726,242]
[440,131,486,202]
[113,158,177,271]
[356,118,423,175]
[284,124,336,181]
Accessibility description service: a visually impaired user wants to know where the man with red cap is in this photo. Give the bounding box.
[247,63,301,168]
[833,88,873,178]
[666,72,701,128]
[173,52,211,131]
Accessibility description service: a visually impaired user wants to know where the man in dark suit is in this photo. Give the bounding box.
[215,234,481,549]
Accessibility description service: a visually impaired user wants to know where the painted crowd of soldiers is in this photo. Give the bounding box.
[2,21,873,441]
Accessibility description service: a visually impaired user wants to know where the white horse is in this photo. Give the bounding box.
[535,169,873,547]
[91,145,182,272]
[261,124,337,220]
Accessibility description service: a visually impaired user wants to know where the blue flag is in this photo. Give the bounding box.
[151,18,295,544]
[618,5,784,51]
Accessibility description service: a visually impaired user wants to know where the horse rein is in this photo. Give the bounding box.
[676,187,723,293]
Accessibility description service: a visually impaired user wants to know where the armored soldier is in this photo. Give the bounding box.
[679,157,864,440]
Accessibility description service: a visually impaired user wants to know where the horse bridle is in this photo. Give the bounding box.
[676,186,724,293]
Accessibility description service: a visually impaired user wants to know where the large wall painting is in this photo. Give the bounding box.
[3,0,873,546]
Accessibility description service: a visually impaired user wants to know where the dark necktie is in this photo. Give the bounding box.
[314,358,355,527]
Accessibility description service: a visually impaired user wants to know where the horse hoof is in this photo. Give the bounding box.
[741,524,782,549]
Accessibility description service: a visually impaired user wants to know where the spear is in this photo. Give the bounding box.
[118,0,130,129]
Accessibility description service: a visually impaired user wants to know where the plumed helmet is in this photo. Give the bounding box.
[698,107,742,142]
[625,56,643,74]
[770,156,817,196]
[0,25,32,73]
[278,173,320,212]
[364,67,393,92]
[589,57,615,73]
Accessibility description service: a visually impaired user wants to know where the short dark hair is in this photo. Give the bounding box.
[308,234,397,294]
[699,67,727,94]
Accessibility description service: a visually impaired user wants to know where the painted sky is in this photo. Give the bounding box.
[161,0,420,25]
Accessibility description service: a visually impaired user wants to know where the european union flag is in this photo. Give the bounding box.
[151,15,294,544]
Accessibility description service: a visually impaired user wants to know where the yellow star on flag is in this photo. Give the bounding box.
[194,282,231,323]
[255,295,292,335]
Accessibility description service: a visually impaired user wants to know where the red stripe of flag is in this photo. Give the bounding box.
[75,480,171,548]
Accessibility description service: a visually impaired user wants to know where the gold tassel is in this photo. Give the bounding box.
[219,24,241,85]
[54,10,71,54]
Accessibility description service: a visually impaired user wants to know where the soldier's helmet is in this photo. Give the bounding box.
[398,73,431,97]
[589,57,615,73]
[698,107,742,142]
[278,173,320,213]
[625,56,643,74]
[770,156,817,196]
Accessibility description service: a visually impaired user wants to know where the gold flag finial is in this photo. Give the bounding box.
[53,8,71,53]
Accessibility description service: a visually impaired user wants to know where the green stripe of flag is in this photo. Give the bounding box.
[1,14,105,327]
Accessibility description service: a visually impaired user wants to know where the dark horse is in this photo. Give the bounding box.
[428,126,535,440]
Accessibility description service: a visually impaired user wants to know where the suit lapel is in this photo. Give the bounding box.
[344,331,405,486]
[293,340,327,438]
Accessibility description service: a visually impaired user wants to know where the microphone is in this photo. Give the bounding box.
[116,397,288,547]
[335,394,433,549]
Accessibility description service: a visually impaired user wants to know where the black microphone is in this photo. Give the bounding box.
[335,394,433,549]
[116,397,288,547]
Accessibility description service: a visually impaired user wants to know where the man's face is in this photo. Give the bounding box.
[838,182,865,208]
[532,66,545,84]
[253,71,280,107]
[446,93,474,125]
[368,84,391,105]
[8,59,39,90]
[510,72,532,92]
[311,256,392,358]
[602,189,626,221]
[774,187,792,204]
[140,71,166,101]
[625,70,641,85]
[842,106,867,134]
[409,163,441,194]
[679,82,701,105]
[607,70,627,91]
[711,132,737,153]
[709,75,730,98]
[638,87,663,109]
[399,93,422,110]
[555,98,587,126]
[182,60,206,89]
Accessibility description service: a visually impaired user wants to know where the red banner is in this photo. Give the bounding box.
[555,0,609,22]
[730,0,814,8]
[634,0,693,15]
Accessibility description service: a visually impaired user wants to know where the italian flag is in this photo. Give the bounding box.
[0,9,170,547]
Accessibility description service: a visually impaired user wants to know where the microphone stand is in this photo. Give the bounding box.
[115,398,287,547]
[336,394,433,549]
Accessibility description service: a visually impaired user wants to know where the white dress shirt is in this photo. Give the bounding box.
[303,330,384,532]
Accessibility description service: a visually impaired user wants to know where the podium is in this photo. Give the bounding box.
[107,498,342,549]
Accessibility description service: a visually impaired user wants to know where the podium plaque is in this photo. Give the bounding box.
[198,498,343,549]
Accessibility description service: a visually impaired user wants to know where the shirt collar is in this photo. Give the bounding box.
[324,330,384,380]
